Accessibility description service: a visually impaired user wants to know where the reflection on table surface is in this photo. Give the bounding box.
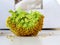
[10,36,42,45]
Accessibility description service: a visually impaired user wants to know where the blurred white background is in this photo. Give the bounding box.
[0,0,14,28]
[0,0,60,28]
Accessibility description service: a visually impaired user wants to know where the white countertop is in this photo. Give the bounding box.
[0,30,60,45]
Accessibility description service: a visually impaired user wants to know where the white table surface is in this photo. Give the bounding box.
[0,30,60,45]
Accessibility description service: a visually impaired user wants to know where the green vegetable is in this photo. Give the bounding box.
[9,8,43,28]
